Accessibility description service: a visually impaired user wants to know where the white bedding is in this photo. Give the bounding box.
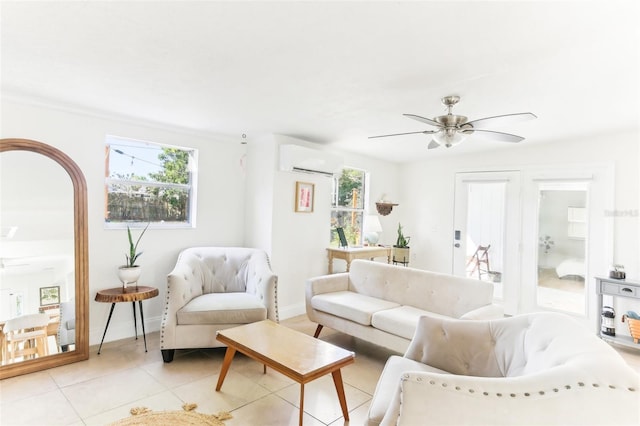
[555,258,585,278]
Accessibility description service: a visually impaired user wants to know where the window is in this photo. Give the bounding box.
[330,167,367,246]
[104,135,197,227]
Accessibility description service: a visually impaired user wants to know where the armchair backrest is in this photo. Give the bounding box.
[405,313,634,381]
[175,247,273,297]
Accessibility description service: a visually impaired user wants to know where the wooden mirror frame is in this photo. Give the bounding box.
[0,138,89,379]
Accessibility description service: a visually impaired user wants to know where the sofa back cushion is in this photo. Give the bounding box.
[177,247,267,294]
[347,260,494,318]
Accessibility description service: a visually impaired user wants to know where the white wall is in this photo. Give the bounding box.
[245,135,402,318]
[403,129,640,279]
[1,98,247,344]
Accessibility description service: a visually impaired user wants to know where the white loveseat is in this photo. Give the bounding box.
[305,259,503,353]
[160,247,278,362]
[368,313,640,426]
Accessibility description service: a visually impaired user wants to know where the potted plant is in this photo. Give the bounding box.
[393,223,411,265]
[117,222,150,289]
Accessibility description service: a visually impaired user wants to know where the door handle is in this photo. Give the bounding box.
[454,243,460,248]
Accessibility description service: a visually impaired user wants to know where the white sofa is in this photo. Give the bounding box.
[305,259,503,353]
[160,247,278,362]
[368,312,640,426]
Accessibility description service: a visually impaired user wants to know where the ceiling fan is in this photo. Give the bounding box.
[369,95,536,149]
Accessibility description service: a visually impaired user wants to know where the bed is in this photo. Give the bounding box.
[555,258,585,279]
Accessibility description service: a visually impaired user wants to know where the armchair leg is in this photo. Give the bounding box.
[161,349,175,363]
[314,324,323,338]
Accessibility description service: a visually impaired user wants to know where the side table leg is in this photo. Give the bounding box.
[97,303,116,355]
[138,300,148,352]
[132,302,138,340]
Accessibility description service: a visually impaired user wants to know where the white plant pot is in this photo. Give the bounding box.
[118,265,141,289]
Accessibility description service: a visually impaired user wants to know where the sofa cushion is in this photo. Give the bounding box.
[372,306,450,339]
[177,293,266,325]
[368,355,450,426]
[311,291,400,325]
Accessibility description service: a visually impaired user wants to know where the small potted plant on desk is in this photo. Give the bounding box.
[393,223,410,266]
[117,222,150,290]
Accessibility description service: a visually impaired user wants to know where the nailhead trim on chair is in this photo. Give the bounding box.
[402,375,637,398]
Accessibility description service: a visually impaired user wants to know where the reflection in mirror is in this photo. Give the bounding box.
[0,139,88,379]
[536,185,588,315]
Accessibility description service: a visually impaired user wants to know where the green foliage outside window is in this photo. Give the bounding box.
[330,167,366,246]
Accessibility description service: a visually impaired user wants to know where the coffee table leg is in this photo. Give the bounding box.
[299,383,305,426]
[332,369,349,421]
[215,347,237,391]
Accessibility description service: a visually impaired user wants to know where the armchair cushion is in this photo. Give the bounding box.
[177,293,267,325]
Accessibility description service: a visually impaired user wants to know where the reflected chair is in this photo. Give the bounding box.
[466,245,491,279]
[2,313,49,364]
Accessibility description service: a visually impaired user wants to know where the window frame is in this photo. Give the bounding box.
[330,166,369,246]
[104,135,198,230]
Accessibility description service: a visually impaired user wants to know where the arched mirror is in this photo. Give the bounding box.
[0,138,88,379]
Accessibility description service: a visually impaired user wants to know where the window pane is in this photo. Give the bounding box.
[106,183,189,222]
[105,136,195,226]
[335,168,365,209]
[330,210,363,246]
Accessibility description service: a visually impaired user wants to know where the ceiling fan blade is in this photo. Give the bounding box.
[466,112,537,130]
[427,140,440,149]
[467,129,525,143]
[403,114,441,127]
[368,130,436,139]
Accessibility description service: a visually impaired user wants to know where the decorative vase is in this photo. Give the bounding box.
[117,265,141,289]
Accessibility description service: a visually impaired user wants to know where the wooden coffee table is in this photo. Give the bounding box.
[215,320,355,425]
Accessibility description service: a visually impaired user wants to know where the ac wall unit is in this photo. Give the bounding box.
[279,144,343,177]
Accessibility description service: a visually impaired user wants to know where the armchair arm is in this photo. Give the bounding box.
[459,303,504,320]
[245,255,278,322]
[161,261,198,349]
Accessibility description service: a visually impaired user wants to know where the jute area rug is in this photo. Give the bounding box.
[109,402,232,426]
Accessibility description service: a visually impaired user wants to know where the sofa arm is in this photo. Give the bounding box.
[459,303,504,320]
[305,273,349,320]
[388,370,640,426]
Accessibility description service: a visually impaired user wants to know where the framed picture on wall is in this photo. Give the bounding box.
[295,181,315,213]
[39,285,60,306]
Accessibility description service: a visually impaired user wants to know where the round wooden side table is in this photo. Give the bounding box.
[95,285,159,354]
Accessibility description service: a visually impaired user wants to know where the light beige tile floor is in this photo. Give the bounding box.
[0,316,395,426]
[1,315,639,426]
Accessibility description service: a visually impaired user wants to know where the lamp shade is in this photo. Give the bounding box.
[364,215,383,245]
[364,215,383,233]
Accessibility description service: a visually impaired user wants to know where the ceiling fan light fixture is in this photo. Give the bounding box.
[433,128,466,148]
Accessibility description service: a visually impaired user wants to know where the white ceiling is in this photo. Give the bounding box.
[1,1,639,163]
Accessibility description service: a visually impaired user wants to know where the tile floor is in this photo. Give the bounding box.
[0,316,396,426]
[1,315,639,426]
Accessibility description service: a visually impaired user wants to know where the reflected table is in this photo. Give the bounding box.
[94,285,159,354]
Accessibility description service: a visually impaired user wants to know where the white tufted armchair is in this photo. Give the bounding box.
[368,312,640,425]
[160,247,278,362]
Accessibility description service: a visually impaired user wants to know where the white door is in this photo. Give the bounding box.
[453,171,521,315]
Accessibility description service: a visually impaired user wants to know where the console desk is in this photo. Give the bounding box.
[326,246,392,274]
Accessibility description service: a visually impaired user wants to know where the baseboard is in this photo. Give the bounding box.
[90,316,162,347]
[279,303,306,320]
